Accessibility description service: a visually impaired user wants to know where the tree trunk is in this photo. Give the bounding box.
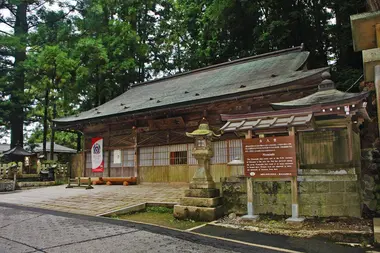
[43,87,50,158]
[10,3,28,148]
[50,102,56,160]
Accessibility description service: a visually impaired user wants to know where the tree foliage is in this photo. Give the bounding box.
[0,0,367,149]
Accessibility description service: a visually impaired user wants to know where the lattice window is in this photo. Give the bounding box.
[229,139,243,162]
[170,151,188,165]
[139,147,153,166]
[169,144,188,165]
[123,149,135,167]
[154,145,169,166]
[211,141,227,164]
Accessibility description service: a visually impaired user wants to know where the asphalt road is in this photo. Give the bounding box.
[0,203,283,253]
[194,225,366,253]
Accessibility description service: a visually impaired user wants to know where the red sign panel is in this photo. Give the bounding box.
[243,136,297,178]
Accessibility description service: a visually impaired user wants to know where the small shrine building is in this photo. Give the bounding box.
[221,72,369,217]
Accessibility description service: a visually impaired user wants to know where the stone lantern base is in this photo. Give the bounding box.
[173,187,223,221]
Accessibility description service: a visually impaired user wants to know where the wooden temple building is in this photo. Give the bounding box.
[54,45,370,217]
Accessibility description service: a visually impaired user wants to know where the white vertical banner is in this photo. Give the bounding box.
[91,137,104,172]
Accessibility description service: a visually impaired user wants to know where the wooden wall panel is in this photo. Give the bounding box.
[168,165,190,182]
[139,166,169,182]
[298,129,350,168]
[109,167,135,177]
[210,164,229,182]
[139,164,228,183]
[110,167,122,177]
[70,153,83,178]
[299,131,334,165]
[122,167,135,177]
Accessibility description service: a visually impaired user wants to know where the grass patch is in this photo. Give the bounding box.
[116,207,206,230]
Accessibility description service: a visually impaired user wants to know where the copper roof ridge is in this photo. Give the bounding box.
[131,45,304,88]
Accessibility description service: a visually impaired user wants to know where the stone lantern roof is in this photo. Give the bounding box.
[186,119,221,138]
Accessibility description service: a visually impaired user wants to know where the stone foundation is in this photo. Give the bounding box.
[174,186,224,222]
[0,180,15,192]
[221,176,361,217]
[173,205,224,221]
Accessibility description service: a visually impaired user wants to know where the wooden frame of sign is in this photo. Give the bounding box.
[242,127,302,222]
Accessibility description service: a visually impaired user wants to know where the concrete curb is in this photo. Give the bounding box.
[97,202,177,217]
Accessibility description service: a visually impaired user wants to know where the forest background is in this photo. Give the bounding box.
[0,0,366,155]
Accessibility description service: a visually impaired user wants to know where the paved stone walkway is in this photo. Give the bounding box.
[0,204,263,253]
[0,183,187,216]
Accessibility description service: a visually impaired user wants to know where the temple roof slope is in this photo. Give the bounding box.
[271,72,369,110]
[54,46,326,125]
[32,143,77,154]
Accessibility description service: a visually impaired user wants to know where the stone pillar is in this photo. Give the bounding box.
[173,121,223,221]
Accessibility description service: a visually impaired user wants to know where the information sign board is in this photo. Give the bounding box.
[243,136,297,178]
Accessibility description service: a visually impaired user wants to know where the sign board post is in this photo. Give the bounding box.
[288,127,303,222]
[241,130,259,221]
[243,132,304,222]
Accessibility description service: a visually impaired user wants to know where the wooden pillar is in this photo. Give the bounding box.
[287,127,303,221]
[107,150,111,177]
[243,130,258,220]
[107,126,111,177]
[376,24,380,48]
[82,139,86,177]
[375,65,380,138]
[347,120,353,162]
[133,128,139,183]
[375,25,380,138]
[121,149,124,177]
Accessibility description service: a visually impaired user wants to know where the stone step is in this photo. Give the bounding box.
[190,181,216,189]
[173,204,224,222]
[185,188,220,198]
[180,197,222,207]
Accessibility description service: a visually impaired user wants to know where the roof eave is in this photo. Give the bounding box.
[270,91,370,110]
[54,69,327,129]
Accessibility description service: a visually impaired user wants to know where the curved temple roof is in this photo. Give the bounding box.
[2,146,33,157]
[54,46,327,126]
[271,72,369,110]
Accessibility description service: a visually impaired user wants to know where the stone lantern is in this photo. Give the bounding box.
[186,122,220,189]
[173,119,224,221]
